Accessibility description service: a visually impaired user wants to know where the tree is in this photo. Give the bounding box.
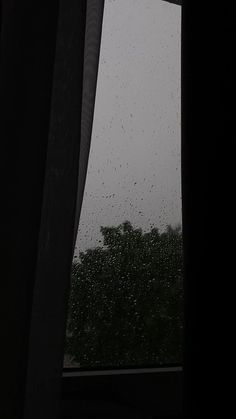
[65,221,183,368]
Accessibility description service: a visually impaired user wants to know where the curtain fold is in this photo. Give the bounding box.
[24,1,104,418]
[73,0,105,247]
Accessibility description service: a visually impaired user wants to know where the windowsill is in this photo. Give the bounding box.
[63,365,182,377]
[62,365,183,418]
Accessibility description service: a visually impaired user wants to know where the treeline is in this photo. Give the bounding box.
[66,221,183,368]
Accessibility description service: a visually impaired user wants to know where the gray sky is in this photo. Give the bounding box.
[74,0,181,257]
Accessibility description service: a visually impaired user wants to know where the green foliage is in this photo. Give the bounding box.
[66,221,183,368]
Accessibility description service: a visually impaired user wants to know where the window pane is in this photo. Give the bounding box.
[64,0,182,369]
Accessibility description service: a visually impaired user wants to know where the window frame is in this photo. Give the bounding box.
[62,1,183,417]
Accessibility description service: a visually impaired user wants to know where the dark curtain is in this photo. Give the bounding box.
[0,1,104,418]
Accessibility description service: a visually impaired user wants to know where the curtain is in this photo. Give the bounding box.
[0,1,60,418]
[0,1,104,418]
[73,0,105,248]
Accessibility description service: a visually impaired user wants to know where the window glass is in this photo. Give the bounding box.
[64,0,182,369]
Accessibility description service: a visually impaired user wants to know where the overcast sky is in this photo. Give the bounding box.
[74,0,181,257]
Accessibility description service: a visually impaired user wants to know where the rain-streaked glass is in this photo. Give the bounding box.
[64,0,182,369]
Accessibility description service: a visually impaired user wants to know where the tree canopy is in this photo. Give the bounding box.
[65,221,183,368]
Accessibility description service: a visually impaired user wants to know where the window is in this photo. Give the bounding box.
[64,0,182,371]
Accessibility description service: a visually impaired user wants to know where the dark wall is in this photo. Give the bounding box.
[182,2,235,416]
